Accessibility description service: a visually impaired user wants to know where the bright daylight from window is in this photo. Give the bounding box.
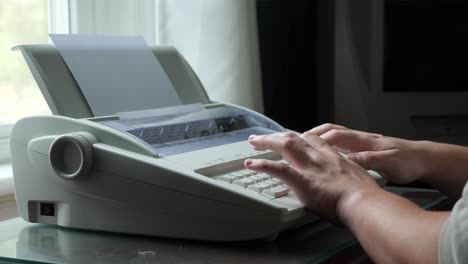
[0,0,50,125]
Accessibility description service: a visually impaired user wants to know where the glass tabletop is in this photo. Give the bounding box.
[0,187,445,264]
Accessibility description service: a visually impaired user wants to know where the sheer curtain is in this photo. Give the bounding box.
[69,0,263,113]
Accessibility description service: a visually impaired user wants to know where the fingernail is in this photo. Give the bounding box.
[249,135,257,140]
[245,159,253,166]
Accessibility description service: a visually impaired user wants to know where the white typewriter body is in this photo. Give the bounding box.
[11,106,318,241]
[11,44,321,241]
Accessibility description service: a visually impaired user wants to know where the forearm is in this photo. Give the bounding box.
[419,141,468,198]
[339,188,449,264]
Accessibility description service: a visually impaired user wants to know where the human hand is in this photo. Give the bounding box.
[305,123,429,184]
[244,132,380,223]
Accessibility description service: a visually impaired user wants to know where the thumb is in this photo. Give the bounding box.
[346,149,397,172]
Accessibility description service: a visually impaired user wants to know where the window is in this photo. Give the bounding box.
[0,0,56,163]
[0,0,51,124]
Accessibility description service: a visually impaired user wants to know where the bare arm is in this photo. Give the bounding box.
[309,123,468,199]
[244,131,449,264]
[340,187,449,264]
[419,141,468,199]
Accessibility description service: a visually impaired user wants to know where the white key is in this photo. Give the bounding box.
[270,196,305,214]
[263,180,278,187]
[230,172,244,179]
[233,178,255,188]
[247,175,262,183]
[271,178,283,185]
[247,182,272,193]
[217,175,237,183]
[262,185,289,198]
[240,170,254,177]
[256,174,270,181]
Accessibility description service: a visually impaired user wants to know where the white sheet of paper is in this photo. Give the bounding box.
[117,103,204,120]
[49,34,181,116]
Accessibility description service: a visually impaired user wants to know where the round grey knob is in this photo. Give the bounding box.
[49,132,96,179]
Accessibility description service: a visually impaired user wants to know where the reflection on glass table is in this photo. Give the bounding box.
[1,218,358,264]
[0,187,446,264]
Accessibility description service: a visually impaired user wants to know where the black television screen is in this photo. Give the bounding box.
[384,0,468,92]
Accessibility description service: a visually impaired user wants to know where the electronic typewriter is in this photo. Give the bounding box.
[10,42,382,241]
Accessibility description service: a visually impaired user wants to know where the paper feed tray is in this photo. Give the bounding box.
[13,44,210,118]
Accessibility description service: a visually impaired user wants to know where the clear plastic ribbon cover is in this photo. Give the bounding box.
[98,104,286,157]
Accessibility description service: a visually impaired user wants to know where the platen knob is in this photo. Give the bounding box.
[49,132,97,179]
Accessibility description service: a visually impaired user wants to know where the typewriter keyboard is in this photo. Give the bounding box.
[215,169,297,199]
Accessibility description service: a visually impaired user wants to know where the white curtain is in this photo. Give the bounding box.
[68,0,264,113]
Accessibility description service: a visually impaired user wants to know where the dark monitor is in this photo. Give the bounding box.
[326,0,468,145]
[384,0,468,92]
